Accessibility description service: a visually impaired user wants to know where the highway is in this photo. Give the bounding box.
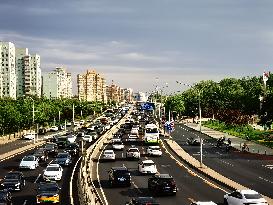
[93,132,232,205]
[172,123,273,198]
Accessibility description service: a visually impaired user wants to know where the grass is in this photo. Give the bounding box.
[202,120,273,149]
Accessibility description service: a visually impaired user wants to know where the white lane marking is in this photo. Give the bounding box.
[258,176,273,184]
[23,200,27,205]
[34,174,41,183]
[49,159,53,164]
[132,181,142,193]
[219,160,234,167]
[97,144,109,205]
[70,156,82,205]
[160,139,228,193]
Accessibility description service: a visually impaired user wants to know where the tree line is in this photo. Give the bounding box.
[163,74,273,127]
[0,97,106,135]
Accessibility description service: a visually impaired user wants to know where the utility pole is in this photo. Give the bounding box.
[72,104,75,123]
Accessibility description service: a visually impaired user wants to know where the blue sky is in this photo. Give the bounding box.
[0,0,272,94]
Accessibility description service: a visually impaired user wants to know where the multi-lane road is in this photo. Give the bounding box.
[172,124,273,198]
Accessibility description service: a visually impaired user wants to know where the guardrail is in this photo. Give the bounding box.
[77,115,127,205]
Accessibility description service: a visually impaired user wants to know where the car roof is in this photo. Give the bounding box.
[142,160,155,163]
[47,164,60,167]
[154,174,172,179]
[148,146,160,149]
[111,167,128,171]
[104,149,114,152]
[133,197,158,203]
[239,189,259,195]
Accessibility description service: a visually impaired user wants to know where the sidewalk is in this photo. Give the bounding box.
[185,122,273,155]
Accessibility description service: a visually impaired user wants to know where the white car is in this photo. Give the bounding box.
[102,150,116,161]
[112,141,125,150]
[138,160,157,174]
[105,124,111,130]
[67,134,77,143]
[82,134,92,142]
[224,190,268,205]
[80,120,85,125]
[23,133,36,140]
[50,126,59,132]
[191,202,218,205]
[146,146,162,156]
[112,137,122,143]
[131,128,139,135]
[43,164,63,181]
[74,121,80,127]
[19,155,39,170]
[66,122,72,127]
[126,147,140,159]
[127,133,138,141]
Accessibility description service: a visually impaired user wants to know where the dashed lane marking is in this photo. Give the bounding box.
[132,181,142,194]
[188,198,196,203]
[258,176,273,184]
[263,165,273,170]
[34,174,41,183]
[23,200,27,205]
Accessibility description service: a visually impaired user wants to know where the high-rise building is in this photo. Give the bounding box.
[0,42,16,99]
[122,88,133,102]
[106,83,122,103]
[77,70,106,102]
[42,67,72,99]
[16,48,41,97]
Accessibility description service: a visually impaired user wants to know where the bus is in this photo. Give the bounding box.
[144,124,159,144]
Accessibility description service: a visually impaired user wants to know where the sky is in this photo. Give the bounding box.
[0,0,272,95]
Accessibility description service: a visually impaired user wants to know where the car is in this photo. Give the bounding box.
[33,148,48,162]
[50,126,59,132]
[191,202,218,205]
[22,133,36,140]
[66,122,72,127]
[127,133,138,142]
[224,189,268,205]
[125,197,159,205]
[55,136,69,148]
[105,123,111,130]
[126,147,140,159]
[36,181,60,204]
[102,150,116,161]
[131,127,139,135]
[148,174,177,195]
[55,152,72,166]
[44,143,58,156]
[86,131,98,140]
[67,134,77,143]
[80,120,85,125]
[43,164,63,181]
[112,136,122,143]
[108,166,131,187]
[138,160,157,174]
[64,143,79,156]
[112,141,125,150]
[82,134,93,142]
[19,155,39,170]
[146,146,162,156]
[0,171,25,191]
[187,137,201,146]
[0,189,12,205]
[74,121,80,127]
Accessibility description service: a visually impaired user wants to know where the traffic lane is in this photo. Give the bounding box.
[98,142,226,205]
[173,124,273,198]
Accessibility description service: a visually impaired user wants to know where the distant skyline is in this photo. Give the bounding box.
[0,0,272,95]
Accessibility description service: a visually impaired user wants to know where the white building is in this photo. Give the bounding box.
[133,92,147,102]
[16,48,41,97]
[0,42,16,99]
[42,67,72,99]
[122,88,133,102]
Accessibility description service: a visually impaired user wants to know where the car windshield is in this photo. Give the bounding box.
[39,184,58,192]
[104,151,113,154]
[46,167,60,171]
[150,147,160,151]
[146,128,158,133]
[23,156,35,161]
[244,193,262,199]
[113,141,122,145]
[128,148,139,152]
[129,134,137,138]
[45,144,54,149]
[143,163,155,166]
[58,138,67,142]
[57,154,68,158]
[5,173,20,179]
[114,170,129,176]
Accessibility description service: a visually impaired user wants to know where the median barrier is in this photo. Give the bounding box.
[164,139,273,205]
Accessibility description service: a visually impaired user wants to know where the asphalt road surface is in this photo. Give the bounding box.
[172,123,273,198]
[94,134,231,205]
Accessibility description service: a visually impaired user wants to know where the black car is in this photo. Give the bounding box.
[108,167,131,187]
[55,152,72,166]
[33,148,48,162]
[44,143,58,156]
[55,136,69,148]
[36,182,60,204]
[148,174,177,195]
[125,197,159,205]
[0,171,25,191]
[187,137,201,146]
[0,190,12,205]
[64,143,79,156]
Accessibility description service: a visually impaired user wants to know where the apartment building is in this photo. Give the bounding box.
[16,48,41,98]
[106,83,122,103]
[122,88,133,102]
[42,67,72,99]
[77,70,107,102]
[0,42,16,98]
